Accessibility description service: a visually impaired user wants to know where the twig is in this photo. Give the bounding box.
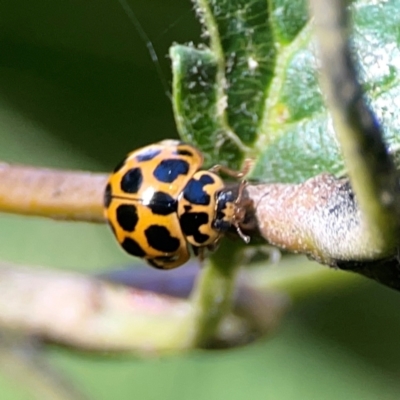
[245,174,374,263]
[1,163,400,289]
[308,0,400,255]
[0,163,106,222]
[0,262,286,351]
[0,262,192,353]
[244,175,400,290]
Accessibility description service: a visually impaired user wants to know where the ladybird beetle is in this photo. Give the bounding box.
[103,140,249,269]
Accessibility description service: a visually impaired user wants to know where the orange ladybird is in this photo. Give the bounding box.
[104,139,248,269]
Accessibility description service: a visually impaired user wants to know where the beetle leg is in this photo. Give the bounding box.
[209,158,254,179]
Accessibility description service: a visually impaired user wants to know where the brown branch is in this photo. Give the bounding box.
[0,262,192,353]
[0,163,106,222]
[308,0,400,255]
[244,174,370,264]
[243,175,400,291]
[1,163,400,289]
[0,262,286,351]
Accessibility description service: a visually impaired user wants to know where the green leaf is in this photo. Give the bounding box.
[170,46,243,168]
[170,0,400,182]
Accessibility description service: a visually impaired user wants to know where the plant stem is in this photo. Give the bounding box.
[189,241,241,347]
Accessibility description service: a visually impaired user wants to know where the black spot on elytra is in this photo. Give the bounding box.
[145,225,180,253]
[153,159,189,183]
[183,175,214,205]
[175,148,193,157]
[136,148,161,162]
[116,204,139,232]
[113,158,126,173]
[120,167,143,194]
[104,183,112,208]
[121,237,146,257]
[179,212,210,244]
[147,191,177,215]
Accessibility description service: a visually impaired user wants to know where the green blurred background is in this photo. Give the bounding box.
[1,1,400,399]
